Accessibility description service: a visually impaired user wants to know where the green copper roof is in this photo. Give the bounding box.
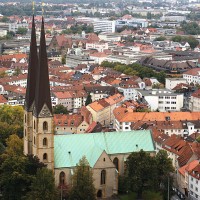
[54,130,155,168]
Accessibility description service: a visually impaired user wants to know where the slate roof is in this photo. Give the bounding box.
[54,130,155,168]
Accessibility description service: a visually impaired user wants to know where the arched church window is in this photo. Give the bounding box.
[34,136,35,145]
[43,138,47,146]
[34,120,35,129]
[101,170,106,185]
[43,121,48,131]
[59,171,65,185]
[113,157,119,171]
[43,153,47,161]
[24,114,26,123]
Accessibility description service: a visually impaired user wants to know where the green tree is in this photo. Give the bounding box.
[13,67,22,76]
[0,105,23,145]
[125,150,156,199]
[25,168,58,200]
[85,93,92,106]
[69,156,96,200]
[154,36,166,41]
[0,135,44,200]
[53,104,68,114]
[61,56,66,64]
[0,16,9,22]
[16,27,28,35]
[155,150,174,199]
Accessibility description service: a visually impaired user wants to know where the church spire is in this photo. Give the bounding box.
[25,15,38,112]
[34,16,52,117]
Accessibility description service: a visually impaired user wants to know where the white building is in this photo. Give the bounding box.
[137,89,184,112]
[183,68,200,85]
[93,20,115,33]
[86,42,108,52]
[189,167,200,200]
[189,90,200,111]
[98,33,121,42]
[9,22,29,33]
[165,78,187,90]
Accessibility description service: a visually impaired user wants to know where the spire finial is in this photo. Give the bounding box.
[42,2,44,16]
[32,1,35,15]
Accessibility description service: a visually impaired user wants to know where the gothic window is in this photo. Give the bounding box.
[101,170,106,185]
[34,120,35,129]
[43,153,48,161]
[34,136,35,145]
[113,157,119,171]
[43,138,47,146]
[24,114,26,123]
[43,121,48,131]
[59,171,65,185]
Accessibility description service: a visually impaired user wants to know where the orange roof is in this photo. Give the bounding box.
[178,160,199,176]
[114,108,200,122]
[0,95,7,103]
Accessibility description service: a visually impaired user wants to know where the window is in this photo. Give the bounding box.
[43,138,47,146]
[43,121,48,131]
[34,120,35,129]
[195,194,198,198]
[191,177,193,181]
[59,171,65,185]
[113,157,119,171]
[195,187,198,192]
[191,184,193,189]
[43,153,47,161]
[101,170,106,185]
[34,136,35,145]
[24,114,26,123]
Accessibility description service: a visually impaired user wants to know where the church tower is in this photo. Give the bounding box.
[32,17,54,170]
[24,15,38,155]
[24,16,54,170]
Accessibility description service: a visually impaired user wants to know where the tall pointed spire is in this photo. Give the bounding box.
[25,15,38,111]
[34,16,52,117]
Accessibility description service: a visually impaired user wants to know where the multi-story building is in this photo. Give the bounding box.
[183,68,200,85]
[93,20,115,33]
[189,89,200,111]
[165,78,187,90]
[137,89,184,112]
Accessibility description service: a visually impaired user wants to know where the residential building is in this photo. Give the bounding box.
[87,93,124,126]
[165,78,187,90]
[183,68,200,85]
[137,89,184,112]
[66,55,95,68]
[189,89,200,111]
[113,108,200,136]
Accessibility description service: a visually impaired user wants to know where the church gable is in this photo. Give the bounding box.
[93,151,115,169]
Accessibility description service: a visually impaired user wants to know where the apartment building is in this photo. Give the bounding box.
[137,89,184,112]
[183,68,200,85]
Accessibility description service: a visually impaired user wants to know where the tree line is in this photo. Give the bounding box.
[101,61,167,84]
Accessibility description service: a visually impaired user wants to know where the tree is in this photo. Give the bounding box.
[68,156,96,200]
[125,150,156,199]
[25,168,58,200]
[16,27,28,35]
[154,36,166,41]
[13,67,22,76]
[0,105,23,145]
[85,93,92,106]
[53,104,68,114]
[61,56,66,64]
[0,16,9,22]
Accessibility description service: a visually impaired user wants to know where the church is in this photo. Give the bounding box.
[23,16,155,198]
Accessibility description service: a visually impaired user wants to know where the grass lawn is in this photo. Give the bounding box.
[119,191,163,200]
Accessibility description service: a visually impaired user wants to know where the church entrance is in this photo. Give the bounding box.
[97,190,102,198]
